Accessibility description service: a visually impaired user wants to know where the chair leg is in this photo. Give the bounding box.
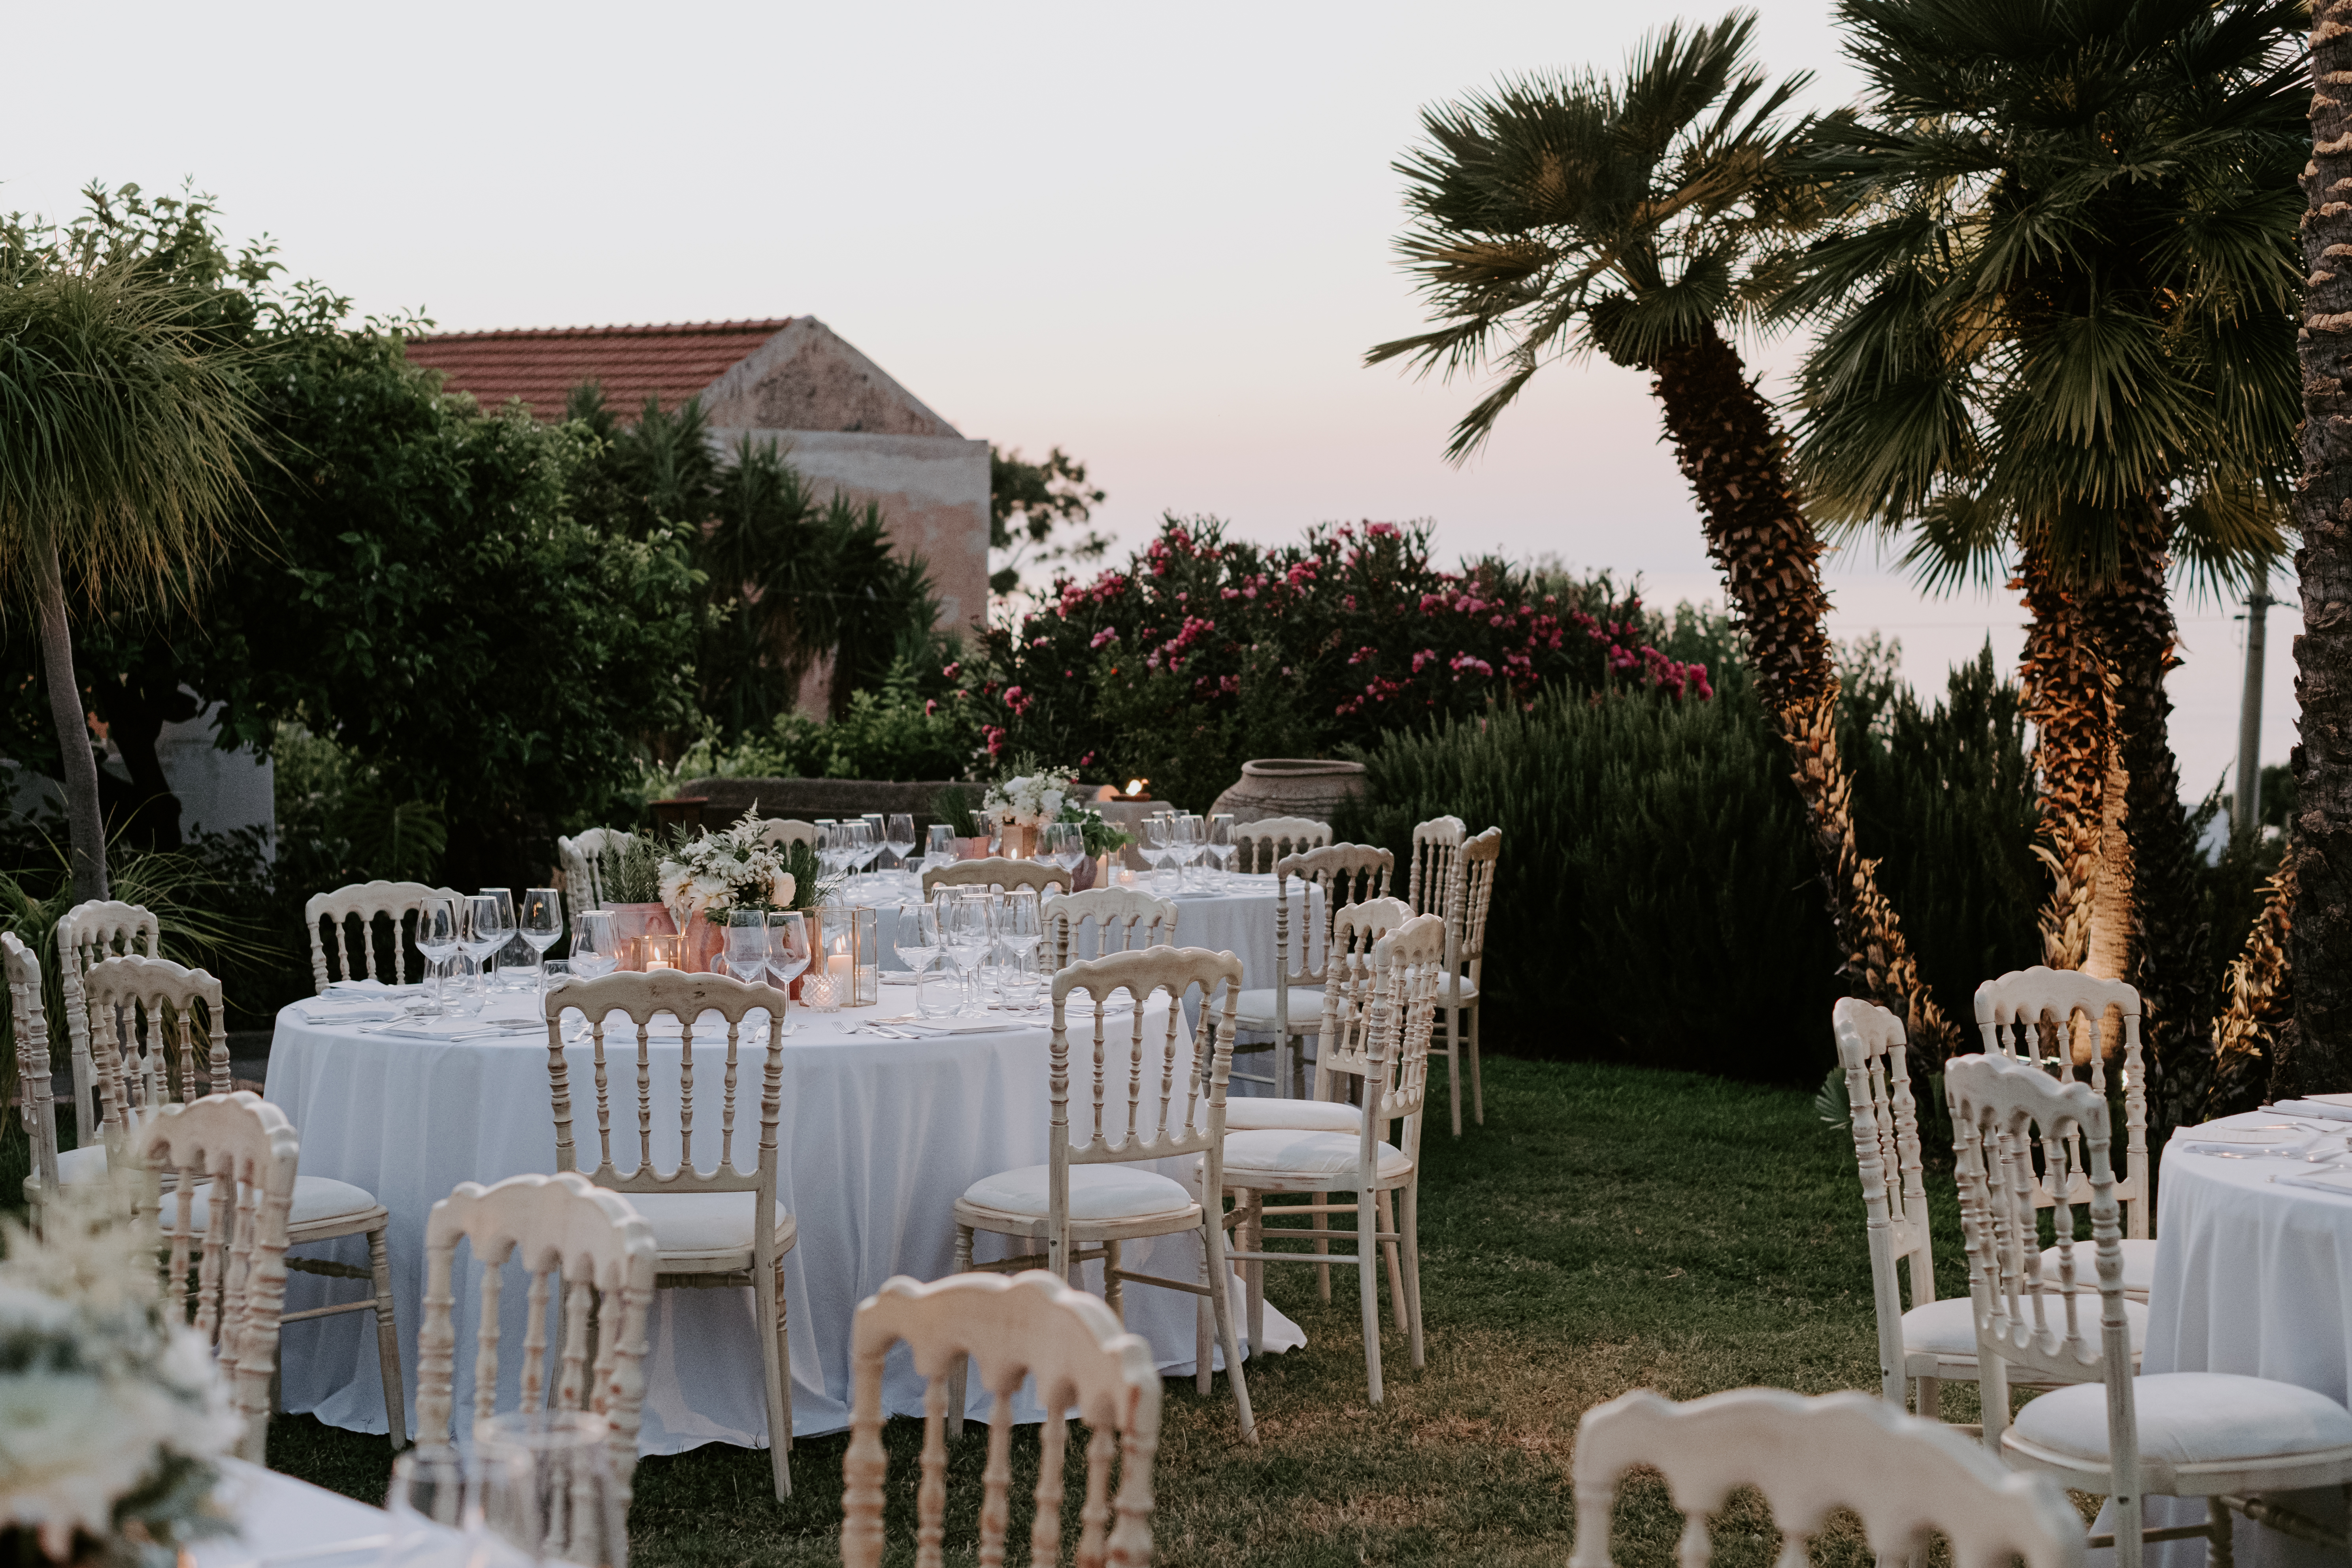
[775,1257,794,1458]
[1375,1190,1406,1332]
[1914,1375,1941,1423]
[2208,1497,2234,1568]
[1241,1192,1264,1355]
[1103,1239,1124,1323]
[1469,1000,1483,1125]
[1196,1288,1212,1398]
[368,1226,409,1449]
[752,1254,791,1500]
[1400,1179,1424,1371]
[1312,1197,1332,1302]
[1446,1006,1463,1137]
[1202,1215,1256,1444]
[950,1226,974,1440]
[1358,1185,1384,1404]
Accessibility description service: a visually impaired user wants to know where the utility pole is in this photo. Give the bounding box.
[2237,587,2273,837]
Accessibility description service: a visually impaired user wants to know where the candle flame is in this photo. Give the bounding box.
[1124,778,1148,796]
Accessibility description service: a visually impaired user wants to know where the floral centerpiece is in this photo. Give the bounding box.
[983,760,1130,874]
[1,1181,241,1567]
[658,807,798,972]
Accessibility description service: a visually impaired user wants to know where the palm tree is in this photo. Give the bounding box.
[1784,0,2305,1125]
[0,230,260,904]
[1368,12,1963,1057]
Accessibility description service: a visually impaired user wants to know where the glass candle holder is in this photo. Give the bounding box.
[849,905,879,1007]
[802,958,841,1011]
[640,934,683,973]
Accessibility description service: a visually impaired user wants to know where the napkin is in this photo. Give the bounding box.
[867,1015,1028,1036]
[2175,1123,2322,1156]
[292,1000,403,1024]
[2275,1096,2352,1122]
[2271,1167,2352,1198]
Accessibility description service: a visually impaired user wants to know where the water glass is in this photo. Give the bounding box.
[461,894,509,1009]
[926,823,957,864]
[941,890,992,1015]
[893,899,943,1019]
[520,888,564,985]
[568,910,618,980]
[477,1411,623,1568]
[1000,887,1043,1004]
[767,911,811,1032]
[477,890,519,989]
[885,813,917,870]
[415,898,460,1016]
[859,814,887,872]
[724,908,768,982]
[1207,813,1237,887]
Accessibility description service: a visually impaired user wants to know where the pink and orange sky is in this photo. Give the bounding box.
[4,0,2295,800]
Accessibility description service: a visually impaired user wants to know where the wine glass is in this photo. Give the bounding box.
[519,888,564,989]
[941,890,992,1016]
[925,822,956,870]
[477,890,518,988]
[460,894,508,1009]
[1207,813,1238,888]
[414,898,459,1016]
[885,813,917,872]
[1052,823,1089,879]
[569,910,619,979]
[766,911,811,1031]
[815,822,843,880]
[383,1444,520,1568]
[1142,814,1173,889]
[1000,888,1043,1006]
[893,898,943,1019]
[858,814,887,874]
[1173,813,1203,891]
[477,1410,622,1568]
[724,908,768,982]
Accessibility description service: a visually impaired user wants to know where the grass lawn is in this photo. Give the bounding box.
[238,1056,2002,1567]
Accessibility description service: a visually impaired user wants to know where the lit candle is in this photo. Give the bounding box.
[828,952,852,981]
[646,959,675,972]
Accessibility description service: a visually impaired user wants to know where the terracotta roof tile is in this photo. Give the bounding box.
[403,319,794,421]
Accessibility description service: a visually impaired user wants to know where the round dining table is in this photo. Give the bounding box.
[2091,1114,2352,1568]
[262,979,1304,1456]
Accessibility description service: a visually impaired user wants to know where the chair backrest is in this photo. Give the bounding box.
[4,933,59,1198]
[417,1170,658,1538]
[1272,843,1396,991]
[544,970,786,1202]
[1044,887,1178,970]
[759,818,820,848]
[83,955,231,1156]
[1233,816,1330,876]
[1974,966,2148,1238]
[557,828,637,912]
[1313,911,1445,1160]
[54,899,160,1133]
[1453,826,1502,972]
[1948,1052,2135,1476]
[1833,998,1936,1406]
[304,879,449,992]
[1405,815,1467,920]
[1047,946,1242,1277]
[843,1270,1161,1568]
[1568,1387,2084,1568]
[132,1091,300,1464]
[922,857,1071,898]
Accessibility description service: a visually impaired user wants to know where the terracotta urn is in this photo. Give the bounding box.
[1209,759,1370,825]
[684,915,728,975]
[958,836,992,860]
[606,902,677,972]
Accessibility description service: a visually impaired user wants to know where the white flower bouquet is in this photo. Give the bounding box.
[658,806,798,927]
[0,1181,241,1566]
[983,768,1076,830]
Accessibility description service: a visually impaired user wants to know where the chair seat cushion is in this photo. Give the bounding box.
[56,1143,109,1184]
[1222,1098,1362,1134]
[175,1175,384,1232]
[611,1192,796,1259]
[1901,1295,2150,1358]
[959,1164,1198,1224]
[2038,1237,2159,1296]
[2011,1372,2352,1465]
[1232,987,1322,1034]
[1436,977,1478,1006]
[1220,1128,1411,1185]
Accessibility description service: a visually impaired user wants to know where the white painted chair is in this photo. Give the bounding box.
[1952,1050,2352,1566]
[556,828,637,911]
[1430,826,1499,1134]
[1834,998,1980,1420]
[85,955,411,1447]
[305,879,455,993]
[5,934,62,1229]
[948,945,1255,1445]
[133,1091,301,1464]
[843,1272,1160,1568]
[1221,911,1445,1405]
[417,1172,658,1563]
[758,818,820,849]
[1232,816,1330,876]
[1404,815,1467,921]
[1975,966,2156,1300]
[1567,1387,2086,1568]
[543,969,798,1499]
[1232,843,1395,1096]
[1043,886,1177,969]
[54,898,158,1149]
[921,856,1070,898]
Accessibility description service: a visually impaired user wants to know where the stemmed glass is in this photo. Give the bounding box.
[569,911,618,979]
[1000,888,1043,1007]
[1207,813,1237,889]
[1172,814,1203,891]
[724,909,768,982]
[816,822,845,881]
[477,1410,622,1568]
[460,894,509,1010]
[415,898,459,1015]
[894,899,944,1019]
[766,911,811,1033]
[885,813,917,872]
[478,889,518,989]
[925,823,956,871]
[941,890,992,1016]
[1141,814,1172,889]
[858,814,887,874]
[519,888,564,989]
[383,1444,521,1568]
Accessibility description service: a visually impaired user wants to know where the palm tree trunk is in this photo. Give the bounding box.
[2016,542,2110,972]
[1650,321,1960,1061]
[2211,856,2294,1120]
[33,537,109,904]
[2286,0,2352,1101]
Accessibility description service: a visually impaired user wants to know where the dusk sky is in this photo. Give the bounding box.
[3,0,2296,800]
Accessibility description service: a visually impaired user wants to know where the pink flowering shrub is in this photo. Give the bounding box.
[954,516,1709,806]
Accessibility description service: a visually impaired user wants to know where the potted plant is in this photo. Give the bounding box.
[657,808,800,974]
[932,785,992,859]
[601,835,677,971]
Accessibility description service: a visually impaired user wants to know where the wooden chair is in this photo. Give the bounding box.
[556,828,637,911]
[133,1091,301,1464]
[1567,1387,2086,1568]
[1221,911,1445,1404]
[305,879,456,993]
[948,946,1255,1445]
[1974,966,2156,1300]
[1952,1050,2352,1567]
[543,969,798,1498]
[5,933,64,1229]
[417,1171,658,1564]
[844,1271,1160,1568]
[1833,998,1980,1419]
[85,954,411,1447]
[1231,843,1394,1096]
[1429,826,1499,1134]
[921,856,1070,898]
[759,818,820,848]
[1404,815,1466,920]
[1232,816,1329,876]
[54,898,158,1150]
[1043,887,1177,970]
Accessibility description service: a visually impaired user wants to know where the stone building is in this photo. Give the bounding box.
[404,317,989,632]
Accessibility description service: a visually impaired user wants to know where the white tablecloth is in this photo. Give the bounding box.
[264,988,1302,1456]
[190,1457,395,1568]
[2092,1114,2352,1568]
